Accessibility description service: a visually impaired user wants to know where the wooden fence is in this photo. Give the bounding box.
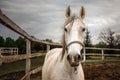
[0,9,61,80]
[82,47,120,62]
[0,47,18,56]
[0,9,120,80]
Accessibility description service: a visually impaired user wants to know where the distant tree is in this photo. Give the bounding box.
[31,38,53,52]
[31,41,35,52]
[31,36,36,52]
[84,29,92,53]
[95,42,107,48]
[15,37,26,54]
[0,36,5,47]
[99,28,120,48]
[44,39,53,43]
[113,34,120,48]
[5,37,16,47]
[31,42,41,52]
[85,29,92,47]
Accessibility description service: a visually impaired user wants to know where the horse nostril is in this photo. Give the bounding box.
[76,54,81,61]
[67,55,70,61]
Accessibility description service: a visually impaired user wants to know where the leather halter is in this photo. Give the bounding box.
[65,41,84,50]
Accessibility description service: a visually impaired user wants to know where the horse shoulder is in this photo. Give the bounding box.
[42,48,62,80]
[78,64,84,80]
[45,48,62,60]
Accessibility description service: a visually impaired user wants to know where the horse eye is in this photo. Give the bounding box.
[82,28,85,32]
[64,28,68,32]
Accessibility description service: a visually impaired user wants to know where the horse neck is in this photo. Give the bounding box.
[62,36,73,72]
[62,52,72,72]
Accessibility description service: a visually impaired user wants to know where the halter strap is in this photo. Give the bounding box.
[65,41,84,50]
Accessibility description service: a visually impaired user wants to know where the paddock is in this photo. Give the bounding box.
[0,9,120,80]
[0,61,120,80]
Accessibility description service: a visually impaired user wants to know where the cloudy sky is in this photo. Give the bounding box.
[0,0,120,44]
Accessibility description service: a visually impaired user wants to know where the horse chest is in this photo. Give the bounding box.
[52,67,81,80]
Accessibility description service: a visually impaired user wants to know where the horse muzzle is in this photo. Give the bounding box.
[67,54,82,67]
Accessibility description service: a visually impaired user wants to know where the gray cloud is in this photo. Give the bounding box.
[0,24,20,39]
[0,0,120,44]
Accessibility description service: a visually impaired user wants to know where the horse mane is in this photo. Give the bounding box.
[61,33,66,60]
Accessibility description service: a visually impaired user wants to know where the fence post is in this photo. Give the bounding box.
[47,44,50,52]
[17,48,18,55]
[102,49,104,61]
[0,48,2,65]
[83,47,86,62]
[25,39,31,80]
[0,48,1,56]
[11,48,13,55]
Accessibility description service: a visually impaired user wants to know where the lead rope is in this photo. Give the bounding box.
[74,67,78,74]
[64,67,78,74]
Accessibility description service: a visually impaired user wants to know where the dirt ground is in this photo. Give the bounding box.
[83,62,120,80]
[0,62,120,80]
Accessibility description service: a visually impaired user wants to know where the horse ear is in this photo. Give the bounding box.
[80,6,85,19]
[66,6,71,18]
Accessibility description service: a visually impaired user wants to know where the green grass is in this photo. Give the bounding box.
[31,56,45,70]
[86,55,120,61]
[86,56,102,60]
[0,56,45,76]
[105,56,120,61]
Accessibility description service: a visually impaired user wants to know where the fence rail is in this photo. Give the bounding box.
[82,47,120,62]
[85,47,120,51]
[0,53,45,64]
[0,47,18,56]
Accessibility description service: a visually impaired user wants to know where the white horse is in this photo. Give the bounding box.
[42,6,86,80]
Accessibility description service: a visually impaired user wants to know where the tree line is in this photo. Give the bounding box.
[0,36,54,54]
[85,28,120,48]
[84,28,120,54]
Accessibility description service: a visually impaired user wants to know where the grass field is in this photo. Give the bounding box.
[90,56,119,60]
[0,56,45,76]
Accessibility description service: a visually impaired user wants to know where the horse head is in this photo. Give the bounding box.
[62,6,86,67]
